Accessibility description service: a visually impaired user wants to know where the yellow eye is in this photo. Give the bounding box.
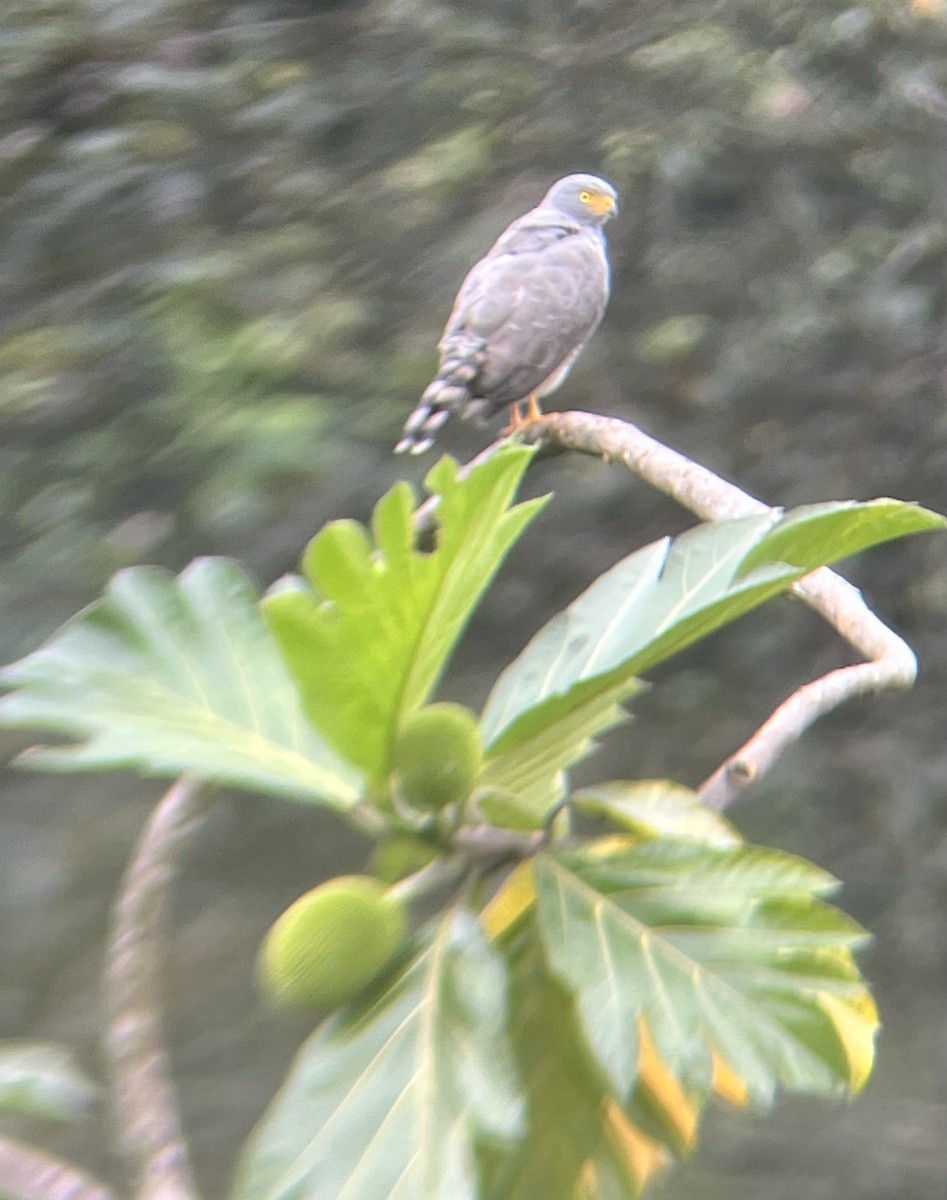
[579,189,593,203]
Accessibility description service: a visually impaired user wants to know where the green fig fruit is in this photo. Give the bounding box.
[392,703,483,811]
[259,875,406,1011]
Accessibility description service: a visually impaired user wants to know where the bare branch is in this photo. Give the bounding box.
[104,778,214,1200]
[699,567,916,809]
[0,1137,116,1200]
[521,410,918,810]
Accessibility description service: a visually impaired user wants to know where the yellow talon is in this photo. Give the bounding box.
[502,401,524,436]
[502,396,543,437]
[525,393,543,423]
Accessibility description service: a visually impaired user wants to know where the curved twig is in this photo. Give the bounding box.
[0,1137,116,1200]
[698,567,916,808]
[515,410,917,810]
[104,778,214,1200]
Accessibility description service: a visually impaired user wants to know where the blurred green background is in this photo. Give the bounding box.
[1,0,945,1196]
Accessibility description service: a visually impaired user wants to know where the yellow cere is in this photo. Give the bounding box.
[580,188,616,216]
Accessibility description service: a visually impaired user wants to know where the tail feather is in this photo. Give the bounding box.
[394,337,486,455]
[395,384,461,455]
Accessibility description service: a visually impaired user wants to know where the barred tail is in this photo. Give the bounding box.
[394,336,486,455]
[395,380,468,455]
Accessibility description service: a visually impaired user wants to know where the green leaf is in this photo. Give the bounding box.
[481,515,789,745]
[264,446,545,781]
[737,498,946,576]
[483,937,673,1200]
[232,911,524,1200]
[477,675,642,826]
[573,780,740,847]
[481,500,942,746]
[533,840,876,1108]
[482,940,632,1200]
[0,559,360,807]
[0,1042,97,1123]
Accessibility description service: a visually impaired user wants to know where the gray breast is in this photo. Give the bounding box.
[444,222,610,418]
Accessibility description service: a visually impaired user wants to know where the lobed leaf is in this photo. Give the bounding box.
[480,862,537,942]
[533,838,877,1108]
[0,559,359,807]
[482,940,651,1200]
[477,674,642,827]
[737,498,946,576]
[627,1022,701,1155]
[480,515,785,745]
[481,500,943,750]
[264,446,545,782]
[232,912,523,1200]
[579,1097,671,1200]
[573,780,741,847]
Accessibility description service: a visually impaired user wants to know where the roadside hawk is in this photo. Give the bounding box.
[395,173,618,454]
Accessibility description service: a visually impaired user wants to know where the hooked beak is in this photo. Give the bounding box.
[589,193,617,219]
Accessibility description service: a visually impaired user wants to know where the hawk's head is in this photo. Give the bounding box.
[544,174,618,225]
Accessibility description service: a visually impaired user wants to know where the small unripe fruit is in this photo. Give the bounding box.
[392,703,483,811]
[259,876,406,1011]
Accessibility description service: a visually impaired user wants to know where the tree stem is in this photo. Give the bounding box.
[518,410,917,810]
[104,778,213,1200]
[0,1137,116,1200]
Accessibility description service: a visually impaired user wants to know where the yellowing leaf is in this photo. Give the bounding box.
[816,990,879,1093]
[637,1019,698,1150]
[585,833,641,858]
[602,1096,671,1192]
[481,862,536,941]
[534,841,876,1108]
[576,780,741,847]
[710,1050,750,1108]
[576,1159,599,1199]
[493,941,615,1198]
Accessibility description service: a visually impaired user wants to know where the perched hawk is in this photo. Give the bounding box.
[395,173,617,454]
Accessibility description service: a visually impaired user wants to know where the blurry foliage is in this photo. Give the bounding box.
[3,0,947,659]
[0,1041,97,1124]
[6,453,938,1198]
[2,0,946,1195]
